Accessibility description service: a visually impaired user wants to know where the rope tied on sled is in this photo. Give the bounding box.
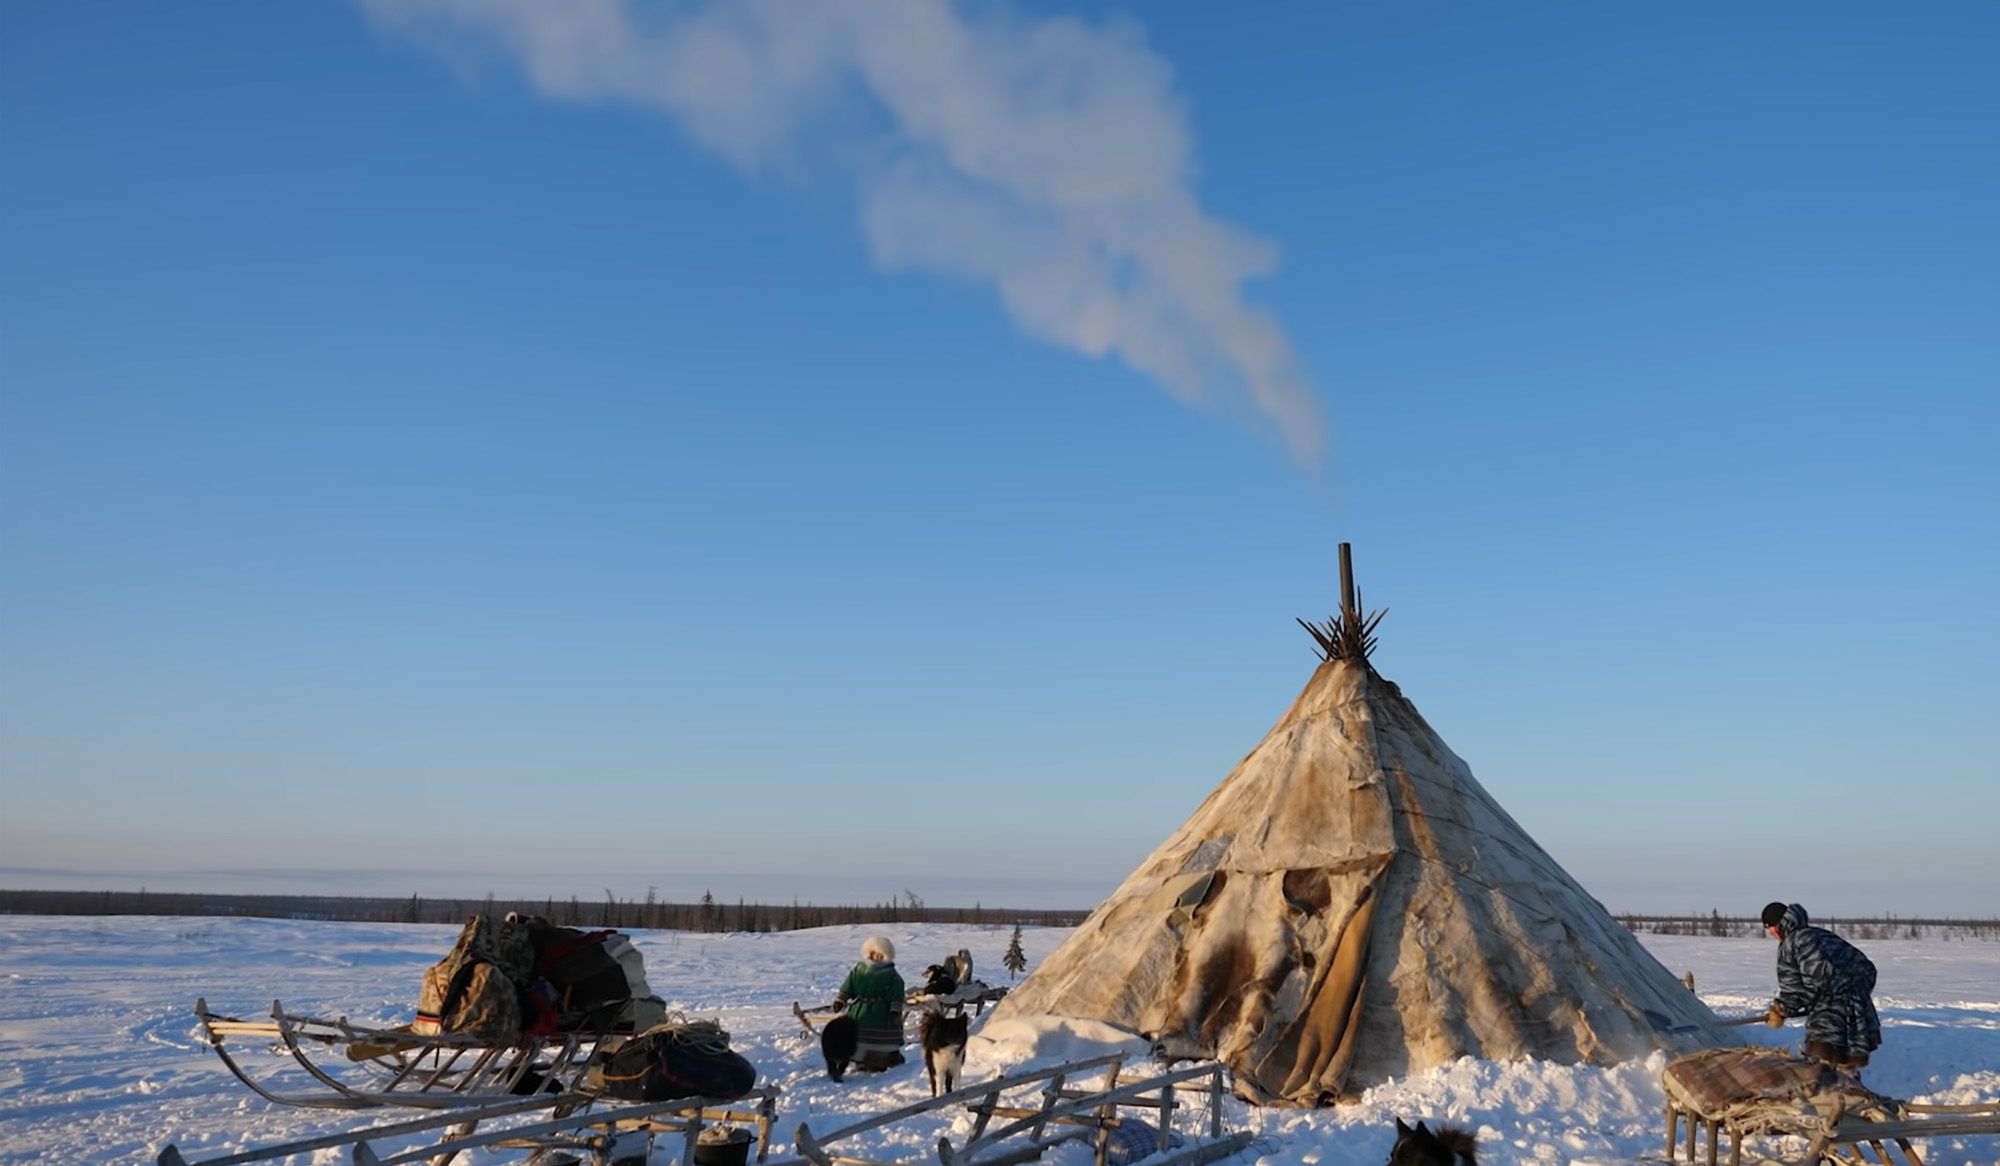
[636,1012,733,1054]
[596,1013,733,1086]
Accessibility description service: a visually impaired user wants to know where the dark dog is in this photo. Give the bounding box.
[820,1015,858,1083]
[1387,1118,1477,1166]
[920,963,959,997]
[918,1010,969,1097]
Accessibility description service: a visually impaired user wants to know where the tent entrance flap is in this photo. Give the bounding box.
[1239,865,1385,1105]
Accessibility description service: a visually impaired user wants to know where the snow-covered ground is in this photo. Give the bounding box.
[0,915,1993,1165]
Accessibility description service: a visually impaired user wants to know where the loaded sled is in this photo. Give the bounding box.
[166,999,777,1164]
[185,915,664,1111]
[161,915,780,1166]
[1660,1047,2000,1166]
[190,997,610,1109]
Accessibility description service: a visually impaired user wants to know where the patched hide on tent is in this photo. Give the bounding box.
[992,562,1732,1105]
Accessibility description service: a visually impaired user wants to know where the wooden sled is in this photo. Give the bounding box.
[180,997,782,1164]
[908,981,1008,1019]
[1661,1047,2000,1165]
[792,982,1009,1039]
[775,1054,1251,1166]
[192,997,609,1110]
[157,1087,782,1166]
[793,1001,843,1035]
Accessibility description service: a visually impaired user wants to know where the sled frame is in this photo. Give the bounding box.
[779,1055,1248,1166]
[907,983,1010,1020]
[193,997,607,1110]
[1665,1086,2000,1165]
[941,1061,1248,1166]
[791,985,1008,1042]
[783,1053,1125,1165]
[157,1088,780,1166]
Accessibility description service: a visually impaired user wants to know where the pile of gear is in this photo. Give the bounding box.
[415,912,667,1040]
[415,913,758,1103]
[590,1013,758,1104]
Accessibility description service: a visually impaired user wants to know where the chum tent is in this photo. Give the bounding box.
[991,548,1733,1105]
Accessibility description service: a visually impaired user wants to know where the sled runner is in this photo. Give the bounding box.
[193,997,611,1110]
[1660,1047,2000,1165]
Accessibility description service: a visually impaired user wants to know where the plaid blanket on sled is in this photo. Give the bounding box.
[1663,1048,1901,1131]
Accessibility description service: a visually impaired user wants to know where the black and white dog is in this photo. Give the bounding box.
[920,963,959,998]
[918,1009,969,1097]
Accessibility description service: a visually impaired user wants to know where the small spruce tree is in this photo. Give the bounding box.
[1003,923,1028,980]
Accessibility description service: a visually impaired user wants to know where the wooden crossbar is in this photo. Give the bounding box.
[945,1063,1235,1166]
[1831,1114,2000,1139]
[787,1054,1128,1165]
[161,1091,779,1166]
[156,1096,571,1166]
[781,1056,1246,1166]
[1665,1096,2000,1166]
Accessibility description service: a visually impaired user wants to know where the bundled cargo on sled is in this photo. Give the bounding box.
[186,914,675,1111]
[174,913,787,1166]
[1661,1047,2000,1166]
[179,1000,780,1164]
[417,913,666,1040]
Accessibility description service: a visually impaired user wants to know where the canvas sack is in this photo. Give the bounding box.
[594,1021,757,1102]
[414,914,537,1038]
[418,960,522,1040]
[526,923,633,1031]
[602,932,667,1031]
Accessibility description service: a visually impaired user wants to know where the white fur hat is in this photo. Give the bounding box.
[861,936,895,962]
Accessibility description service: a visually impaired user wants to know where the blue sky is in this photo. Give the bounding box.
[3,2,1995,915]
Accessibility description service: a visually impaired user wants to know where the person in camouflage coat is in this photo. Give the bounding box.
[835,936,906,1072]
[1762,901,1881,1070]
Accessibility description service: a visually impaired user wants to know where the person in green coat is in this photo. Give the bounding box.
[832,936,906,1074]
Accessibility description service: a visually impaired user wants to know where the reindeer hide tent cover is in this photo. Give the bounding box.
[992,654,1732,1106]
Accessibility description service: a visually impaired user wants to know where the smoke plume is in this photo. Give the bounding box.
[362,0,1322,461]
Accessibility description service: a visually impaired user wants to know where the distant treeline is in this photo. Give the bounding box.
[0,887,1088,931]
[7,891,1992,941]
[1618,912,2000,941]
